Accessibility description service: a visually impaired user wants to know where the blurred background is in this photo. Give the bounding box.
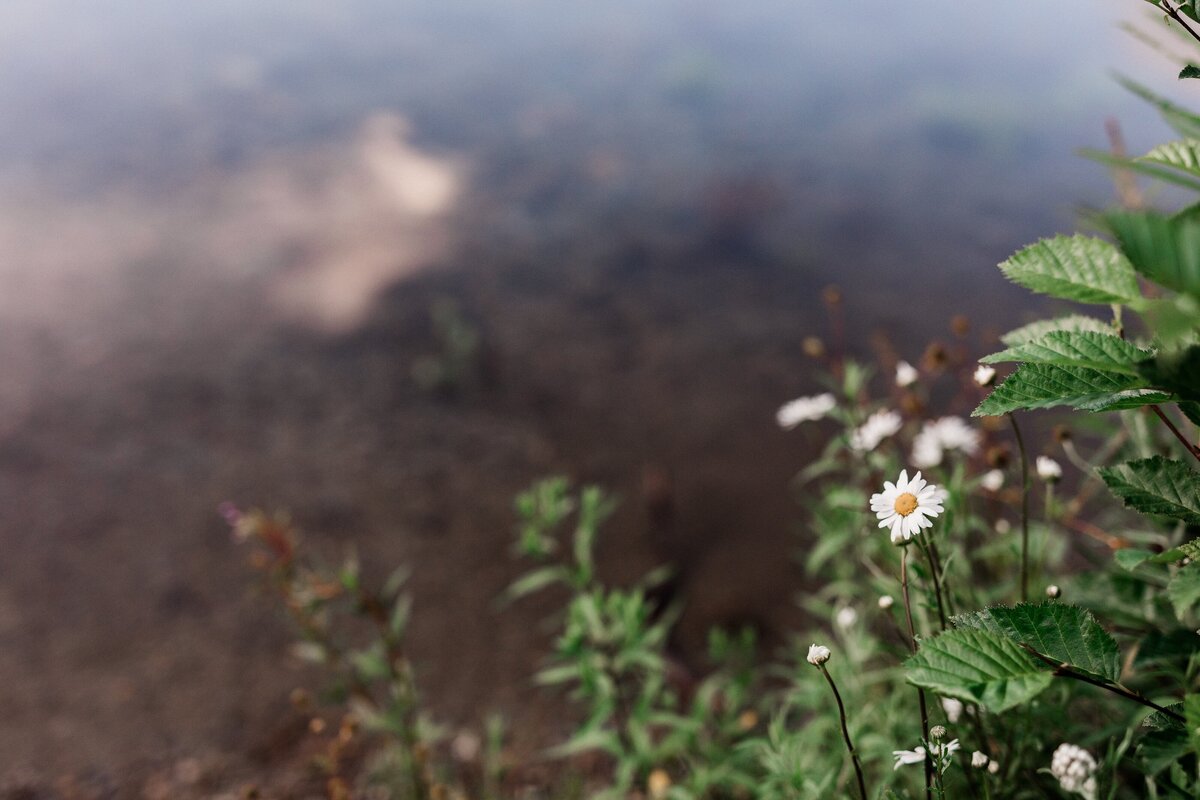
[0,0,1185,792]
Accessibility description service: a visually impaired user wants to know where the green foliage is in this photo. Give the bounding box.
[954,602,1121,682]
[905,627,1054,712]
[999,314,1115,346]
[1105,210,1200,301]
[973,363,1170,416]
[1098,456,1200,525]
[980,331,1152,374]
[997,235,1142,305]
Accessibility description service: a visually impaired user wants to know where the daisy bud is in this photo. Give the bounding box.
[980,469,1005,492]
[941,697,963,723]
[647,769,672,799]
[836,607,858,629]
[995,518,1011,534]
[1036,456,1062,483]
[988,760,1000,775]
[1046,584,1061,599]
[895,360,919,388]
[972,751,990,769]
[930,725,946,740]
[973,364,996,387]
[878,594,895,610]
[806,643,831,666]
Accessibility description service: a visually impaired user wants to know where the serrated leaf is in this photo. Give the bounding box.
[999,315,1114,347]
[1135,630,1200,668]
[1098,457,1200,525]
[1139,727,1191,775]
[1170,564,1200,621]
[973,363,1170,417]
[981,331,1152,375]
[954,602,1121,682]
[1115,548,1156,571]
[904,628,1053,712]
[998,235,1142,305]
[1107,210,1200,301]
[1142,139,1200,175]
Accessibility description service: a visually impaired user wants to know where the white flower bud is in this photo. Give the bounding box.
[1050,743,1098,800]
[988,760,999,775]
[974,364,997,387]
[878,594,895,610]
[980,469,1005,492]
[1046,584,1061,599]
[806,643,831,666]
[971,751,990,769]
[929,725,946,740]
[836,607,858,629]
[896,360,919,388]
[941,697,963,723]
[1036,456,1063,482]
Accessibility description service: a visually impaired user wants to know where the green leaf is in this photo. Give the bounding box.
[1115,75,1200,139]
[1135,630,1200,668]
[954,602,1121,682]
[904,628,1054,712]
[1169,564,1200,621]
[1081,148,1200,194]
[1137,346,1200,404]
[973,363,1171,417]
[1106,210,1200,301]
[999,315,1115,347]
[1141,139,1200,175]
[1181,65,1200,80]
[1139,727,1191,775]
[998,235,1142,305]
[1115,548,1156,571]
[1098,457,1200,525]
[981,331,1152,375]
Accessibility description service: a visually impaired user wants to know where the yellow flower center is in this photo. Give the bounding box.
[894,492,918,516]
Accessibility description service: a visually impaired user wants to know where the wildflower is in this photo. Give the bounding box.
[1036,456,1063,482]
[972,751,990,769]
[912,417,982,468]
[974,364,997,387]
[893,740,960,770]
[941,697,963,724]
[988,760,999,775]
[980,469,1005,492]
[776,393,836,429]
[806,644,831,666]
[929,725,946,740]
[647,769,672,799]
[1050,743,1098,800]
[836,607,858,629]
[878,594,895,610]
[870,469,945,544]
[995,518,1012,534]
[850,409,902,453]
[1046,584,1061,599]
[896,360,919,387]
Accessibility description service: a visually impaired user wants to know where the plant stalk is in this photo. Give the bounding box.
[901,547,934,800]
[820,664,869,800]
[1150,404,1200,464]
[1008,413,1031,602]
[1023,646,1185,723]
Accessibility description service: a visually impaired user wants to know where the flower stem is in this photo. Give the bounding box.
[1150,404,1200,465]
[820,665,869,800]
[1008,413,1030,602]
[901,547,934,800]
[920,537,948,631]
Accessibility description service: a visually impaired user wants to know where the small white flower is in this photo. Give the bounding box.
[870,469,945,544]
[929,725,946,740]
[974,364,997,387]
[806,643,831,666]
[896,360,919,388]
[776,393,836,429]
[941,697,963,723]
[995,518,1012,534]
[987,760,999,775]
[1050,743,1098,800]
[878,594,895,610]
[980,469,1005,492]
[1046,584,1061,599]
[836,607,858,629]
[912,417,981,468]
[893,740,960,770]
[1036,456,1063,482]
[850,409,902,453]
[971,751,990,769]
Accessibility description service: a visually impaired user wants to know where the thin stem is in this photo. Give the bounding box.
[1008,414,1031,602]
[1160,1,1200,46]
[920,537,948,631]
[1023,646,1185,723]
[901,548,934,800]
[1151,404,1200,465]
[821,665,869,800]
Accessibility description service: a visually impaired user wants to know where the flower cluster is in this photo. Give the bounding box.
[1050,743,1098,800]
[912,416,980,468]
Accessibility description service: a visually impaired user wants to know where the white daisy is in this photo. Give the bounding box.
[912,417,981,468]
[1050,743,1098,800]
[895,360,919,388]
[776,393,836,429]
[870,469,945,544]
[850,409,902,452]
[1037,456,1063,482]
[893,740,959,770]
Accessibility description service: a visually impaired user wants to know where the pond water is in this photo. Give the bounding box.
[0,0,1191,785]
